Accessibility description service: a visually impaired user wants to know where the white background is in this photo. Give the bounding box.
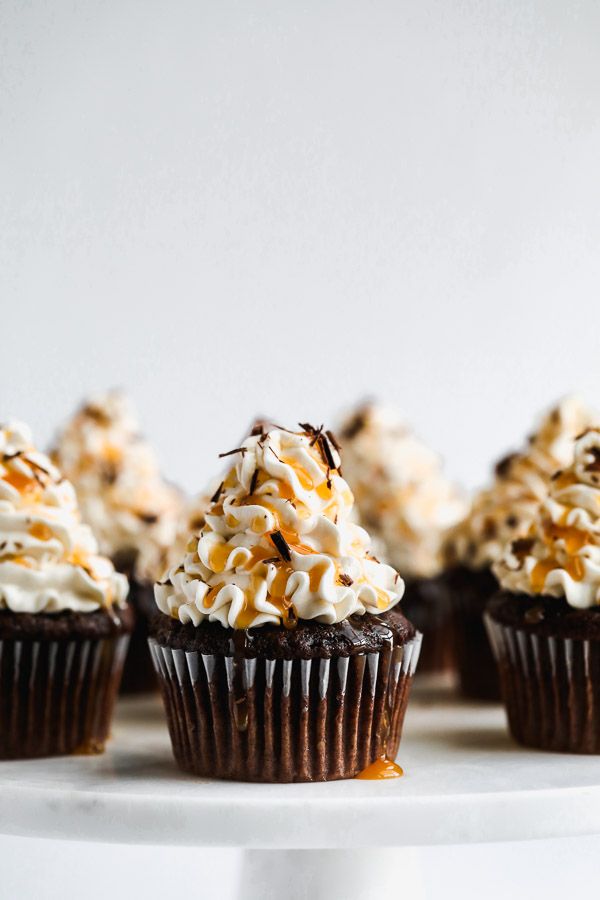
[2,0,600,495]
[2,2,600,897]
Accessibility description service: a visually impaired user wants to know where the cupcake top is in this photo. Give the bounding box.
[338,403,466,578]
[52,390,183,577]
[137,489,210,583]
[446,396,597,571]
[494,428,600,608]
[155,424,405,629]
[0,421,128,614]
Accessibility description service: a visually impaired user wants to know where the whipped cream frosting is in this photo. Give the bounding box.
[494,429,600,608]
[52,391,183,579]
[155,425,405,629]
[338,403,467,578]
[0,421,128,614]
[446,395,598,571]
[138,489,210,583]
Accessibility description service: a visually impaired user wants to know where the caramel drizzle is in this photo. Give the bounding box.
[198,429,387,627]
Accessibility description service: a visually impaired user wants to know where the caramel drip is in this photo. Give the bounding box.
[375,587,391,611]
[101,442,122,464]
[531,555,585,592]
[279,456,314,491]
[5,556,35,568]
[209,543,231,574]
[203,581,225,609]
[2,469,40,496]
[356,757,404,780]
[279,529,314,555]
[29,522,53,541]
[530,558,556,593]
[547,524,590,555]
[243,545,275,570]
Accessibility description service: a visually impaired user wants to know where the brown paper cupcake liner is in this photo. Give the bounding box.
[149,633,422,782]
[0,634,129,759]
[448,566,500,700]
[402,576,456,675]
[485,615,600,753]
[120,578,158,694]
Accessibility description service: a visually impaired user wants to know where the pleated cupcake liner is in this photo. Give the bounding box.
[0,634,130,760]
[485,614,600,753]
[149,633,422,782]
[120,578,158,695]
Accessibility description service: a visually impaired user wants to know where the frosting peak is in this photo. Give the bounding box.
[0,421,128,614]
[446,395,598,570]
[155,425,405,628]
[52,390,183,577]
[494,428,600,608]
[338,403,466,578]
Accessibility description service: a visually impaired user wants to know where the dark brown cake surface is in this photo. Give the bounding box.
[488,590,600,640]
[150,607,415,659]
[0,604,134,641]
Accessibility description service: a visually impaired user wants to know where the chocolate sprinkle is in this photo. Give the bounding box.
[249,469,259,496]
[326,430,341,453]
[210,481,224,504]
[317,433,336,471]
[270,530,292,562]
[218,447,247,459]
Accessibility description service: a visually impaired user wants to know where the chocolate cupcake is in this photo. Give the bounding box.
[0,421,132,759]
[52,390,183,692]
[488,428,600,752]
[445,395,597,701]
[150,423,421,782]
[339,403,466,676]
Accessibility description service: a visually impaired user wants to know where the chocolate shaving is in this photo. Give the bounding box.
[82,404,111,426]
[512,537,535,559]
[340,412,365,440]
[138,512,158,524]
[551,469,563,482]
[317,433,336,471]
[102,463,118,486]
[249,469,259,496]
[338,573,353,586]
[309,425,324,446]
[262,557,280,565]
[495,452,518,479]
[27,457,51,477]
[270,530,291,562]
[326,430,341,453]
[298,422,317,434]
[218,447,247,459]
[210,481,224,504]
[2,451,23,461]
[586,447,600,472]
[268,445,284,464]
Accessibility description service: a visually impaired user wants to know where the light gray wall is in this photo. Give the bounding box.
[2,0,600,492]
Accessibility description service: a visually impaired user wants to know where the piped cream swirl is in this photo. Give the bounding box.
[155,426,404,628]
[0,421,128,614]
[339,403,466,578]
[52,390,183,578]
[494,429,600,608]
[446,395,598,570]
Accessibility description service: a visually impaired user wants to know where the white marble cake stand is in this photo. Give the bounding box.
[0,686,599,849]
